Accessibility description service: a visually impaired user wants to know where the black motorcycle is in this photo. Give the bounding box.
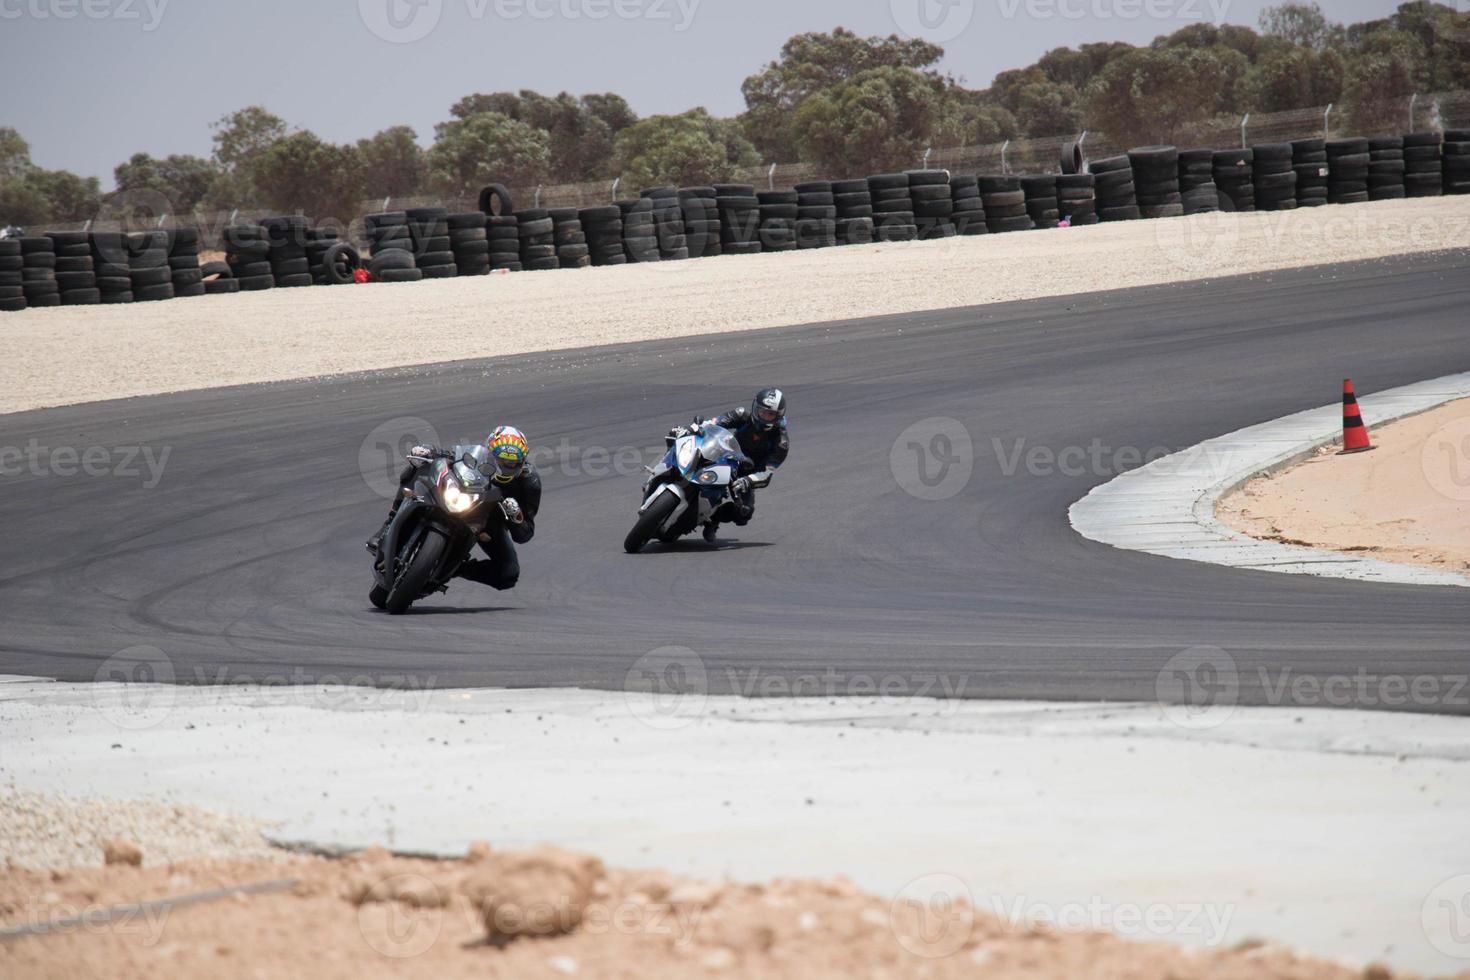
[370,445,505,614]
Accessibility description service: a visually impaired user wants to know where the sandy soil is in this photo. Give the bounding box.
[1219,398,1470,581]
[3,197,1468,415]
[0,840,1435,980]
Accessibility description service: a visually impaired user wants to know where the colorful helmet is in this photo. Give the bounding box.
[486,426,529,484]
[750,388,786,431]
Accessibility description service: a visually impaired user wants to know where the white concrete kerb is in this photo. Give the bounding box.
[1069,371,1470,588]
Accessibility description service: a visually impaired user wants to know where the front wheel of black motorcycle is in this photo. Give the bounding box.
[624,493,679,554]
[368,585,389,610]
[385,528,448,614]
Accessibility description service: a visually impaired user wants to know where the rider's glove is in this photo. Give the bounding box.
[731,477,752,495]
[407,445,436,466]
[669,426,690,440]
[499,498,524,525]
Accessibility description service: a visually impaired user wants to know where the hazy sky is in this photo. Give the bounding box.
[2,0,1410,184]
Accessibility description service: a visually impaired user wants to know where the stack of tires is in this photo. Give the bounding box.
[949,175,987,234]
[1178,150,1219,215]
[486,214,522,271]
[1020,175,1059,229]
[794,181,837,249]
[1128,146,1182,219]
[1445,129,1470,195]
[405,208,455,279]
[1291,139,1329,207]
[478,184,514,222]
[448,212,489,276]
[868,174,916,242]
[757,190,799,253]
[91,232,134,303]
[260,217,312,288]
[831,179,874,245]
[907,170,955,239]
[514,209,557,271]
[364,212,417,283]
[618,198,659,263]
[643,187,688,261]
[549,208,590,269]
[200,260,238,295]
[168,227,205,298]
[0,238,23,311]
[1055,174,1097,224]
[47,231,98,305]
[306,230,361,286]
[679,188,722,258]
[127,231,174,302]
[1213,149,1255,212]
[580,206,626,266]
[1404,133,1443,198]
[1326,139,1369,204]
[1368,137,1407,201]
[1251,144,1297,210]
[714,184,761,256]
[1091,156,1139,221]
[18,238,59,309]
[979,175,1030,232]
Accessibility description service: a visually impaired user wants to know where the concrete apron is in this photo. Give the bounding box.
[3,678,1469,973]
[1069,371,1470,587]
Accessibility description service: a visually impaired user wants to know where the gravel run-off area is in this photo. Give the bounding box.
[2,197,1468,415]
[1219,398,1470,582]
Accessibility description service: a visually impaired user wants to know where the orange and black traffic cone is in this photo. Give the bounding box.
[1339,379,1375,454]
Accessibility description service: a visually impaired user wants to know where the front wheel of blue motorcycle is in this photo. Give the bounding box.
[624,494,679,554]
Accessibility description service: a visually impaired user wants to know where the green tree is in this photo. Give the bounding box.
[113,153,217,216]
[357,126,427,199]
[1259,2,1341,52]
[209,106,288,205]
[254,131,365,221]
[1014,79,1082,136]
[1083,47,1249,146]
[581,93,639,135]
[25,169,102,222]
[612,109,758,188]
[0,127,30,181]
[791,66,947,176]
[740,28,946,161]
[428,112,550,198]
[0,180,50,226]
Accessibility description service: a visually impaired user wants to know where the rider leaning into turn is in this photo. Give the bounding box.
[368,426,541,591]
[669,388,789,541]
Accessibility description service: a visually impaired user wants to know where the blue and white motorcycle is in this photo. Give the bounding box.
[624,424,770,553]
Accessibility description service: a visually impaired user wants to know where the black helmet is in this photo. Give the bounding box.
[750,388,786,431]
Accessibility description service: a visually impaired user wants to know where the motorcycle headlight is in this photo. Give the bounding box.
[443,482,478,514]
[676,439,698,471]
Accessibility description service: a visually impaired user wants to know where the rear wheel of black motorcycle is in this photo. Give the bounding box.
[624,494,678,554]
[385,528,448,614]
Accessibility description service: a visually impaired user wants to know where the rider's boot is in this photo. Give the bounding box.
[703,521,719,544]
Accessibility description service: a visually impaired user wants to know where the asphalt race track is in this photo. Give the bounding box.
[2,250,1468,711]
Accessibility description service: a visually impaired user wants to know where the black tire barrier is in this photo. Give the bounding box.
[1251,143,1297,211]
[549,207,590,269]
[715,183,760,253]
[1326,139,1369,204]
[1213,148,1256,212]
[447,212,490,276]
[1060,140,1083,176]
[948,173,988,235]
[617,198,660,263]
[47,230,97,303]
[907,170,954,239]
[676,188,721,259]
[1020,174,1059,229]
[0,239,24,312]
[405,207,456,276]
[1446,129,1470,196]
[477,183,514,217]
[1403,132,1444,198]
[641,187,688,261]
[978,175,1030,233]
[1089,156,1138,220]
[514,208,559,272]
[166,224,202,298]
[757,189,799,252]
[868,174,916,241]
[1290,138,1329,208]
[791,180,836,250]
[1178,149,1220,215]
[579,205,626,266]
[485,213,522,270]
[1128,146,1183,219]
[1055,173,1097,225]
[1369,137,1407,201]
